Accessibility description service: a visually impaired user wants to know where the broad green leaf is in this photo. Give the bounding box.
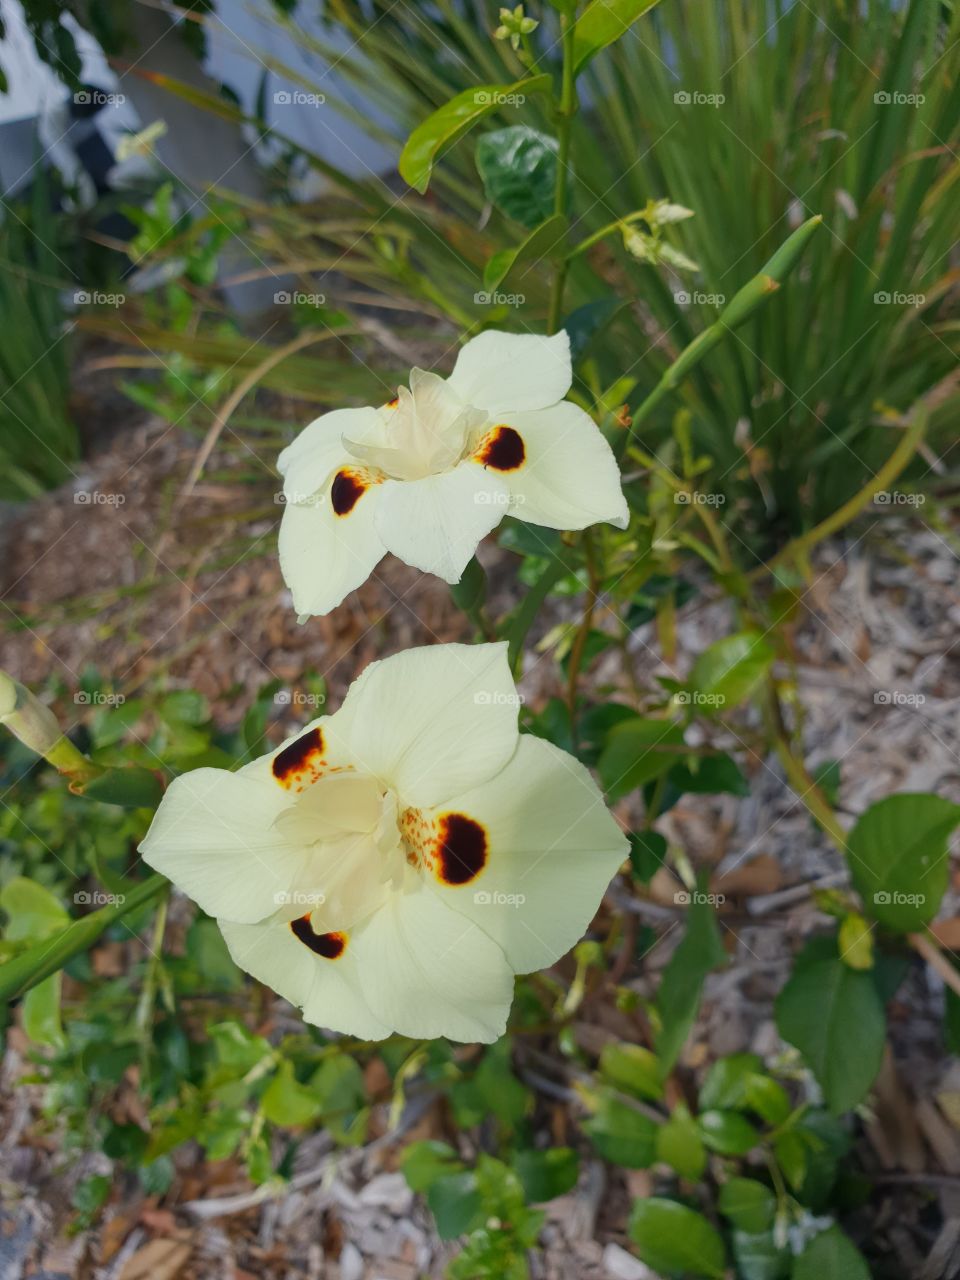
[731,1229,790,1280]
[656,886,726,1073]
[599,1042,664,1100]
[80,766,163,809]
[427,1170,483,1239]
[656,1107,707,1179]
[717,1178,777,1233]
[687,631,776,712]
[564,298,627,362]
[512,1147,579,1202]
[669,753,749,797]
[401,1140,463,1192]
[698,1109,760,1155]
[775,942,885,1113]
[598,716,685,801]
[475,125,558,228]
[310,1055,368,1145]
[22,972,65,1048]
[847,793,960,931]
[583,1090,658,1167]
[261,1060,322,1128]
[628,830,668,883]
[572,0,664,75]
[399,76,551,193]
[483,213,568,292]
[698,1053,790,1124]
[628,1198,726,1278]
[792,1226,870,1280]
[0,876,67,942]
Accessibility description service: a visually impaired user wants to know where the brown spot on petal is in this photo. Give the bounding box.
[386,396,399,409]
[435,812,488,886]
[290,917,346,958]
[475,424,525,472]
[330,469,370,516]
[272,726,324,790]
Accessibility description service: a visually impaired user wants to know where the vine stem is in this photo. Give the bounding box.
[546,6,577,335]
[566,527,598,734]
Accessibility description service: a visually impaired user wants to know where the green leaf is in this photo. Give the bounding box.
[475,125,558,228]
[847,792,960,931]
[598,716,685,801]
[717,1178,777,1233]
[401,1140,463,1192]
[656,885,726,1073]
[775,941,885,1113]
[628,830,668,883]
[669,753,749,797]
[583,1090,658,1167]
[261,1060,322,1128]
[427,1170,483,1239]
[698,1109,760,1155]
[731,1229,790,1280]
[656,1107,707,1180]
[687,631,776,712]
[838,912,874,970]
[512,1147,579,1202]
[483,213,568,292]
[628,1198,726,1278]
[399,76,551,193]
[310,1055,368,1145]
[80,766,164,809]
[599,1042,664,1101]
[698,1053,790,1124]
[572,0,664,75]
[22,972,65,1048]
[792,1226,870,1280]
[0,876,67,941]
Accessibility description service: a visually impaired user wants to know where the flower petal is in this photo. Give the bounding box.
[350,885,513,1042]
[425,735,628,974]
[220,916,391,1040]
[278,406,383,502]
[328,642,519,808]
[139,767,301,924]
[447,329,572,414]
[278,484,385,619]
[490,401,628,531]
[374,466,508,584]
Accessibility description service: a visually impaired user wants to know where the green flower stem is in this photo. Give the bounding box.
[0,873,168,1003]
[546,6,578,335]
